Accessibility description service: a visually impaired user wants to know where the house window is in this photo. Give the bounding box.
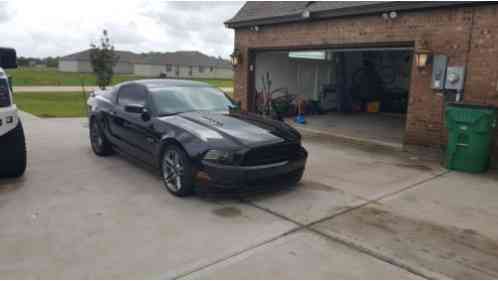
[188,66,193,76]
[210,66,214,72]
[166,64,172,72]
[175,65,180,76]
[199,66,205,73]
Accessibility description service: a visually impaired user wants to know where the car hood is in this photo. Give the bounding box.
[165,111,300,148]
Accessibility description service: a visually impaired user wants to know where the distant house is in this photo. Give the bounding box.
[134,51,233,79]
[59,49,233,79]
[58,49,143,74]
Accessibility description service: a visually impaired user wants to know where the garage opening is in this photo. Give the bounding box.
[253,47,413,147]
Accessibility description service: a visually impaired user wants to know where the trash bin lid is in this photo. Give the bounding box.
[445,103,497,129]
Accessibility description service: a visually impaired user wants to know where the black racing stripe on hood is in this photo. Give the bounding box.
[178,114,248,148]
[228,112,300,141]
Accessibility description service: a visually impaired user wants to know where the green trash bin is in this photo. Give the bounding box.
[445,103,497,173]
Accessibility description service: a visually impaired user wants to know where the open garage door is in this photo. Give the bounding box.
[253,45,414,147]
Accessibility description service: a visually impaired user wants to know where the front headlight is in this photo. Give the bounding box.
[203,149,237,165]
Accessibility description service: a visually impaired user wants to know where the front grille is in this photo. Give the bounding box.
[242,142,305,166]
[0,79,11,107]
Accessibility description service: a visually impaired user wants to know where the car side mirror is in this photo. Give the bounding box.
[125,105,151,122]
[125,104,145,114]
[0,48,17,69]
[141,111,151,122]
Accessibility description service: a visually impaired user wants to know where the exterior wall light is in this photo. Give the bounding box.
[230,49,241,67]
[415,48,432,68]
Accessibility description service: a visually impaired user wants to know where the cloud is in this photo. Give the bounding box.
[0,2,13,23]
[0,0,243,58]
[141,1,242,57]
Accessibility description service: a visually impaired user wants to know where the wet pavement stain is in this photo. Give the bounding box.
[212,206,242,218]
[318,206,498,279]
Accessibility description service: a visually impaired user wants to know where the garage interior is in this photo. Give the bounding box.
[254,47,413,146]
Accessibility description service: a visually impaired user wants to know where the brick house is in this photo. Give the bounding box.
[225,2,498,160]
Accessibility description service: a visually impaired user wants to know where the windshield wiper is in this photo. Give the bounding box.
[158,110,196,117]
[158,112,180,117]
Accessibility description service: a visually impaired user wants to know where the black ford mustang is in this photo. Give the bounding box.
[87,79,307,196]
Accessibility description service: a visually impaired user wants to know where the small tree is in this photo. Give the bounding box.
[90,30,119,89]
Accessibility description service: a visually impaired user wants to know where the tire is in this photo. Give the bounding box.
[160,145,194,197]
[89,118,114,156]
[0,121,27,178]
[288,168,304,186]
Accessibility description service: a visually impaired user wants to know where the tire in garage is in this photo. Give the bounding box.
[0,121,27,178]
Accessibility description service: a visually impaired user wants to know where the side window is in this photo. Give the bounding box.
[117,84,147,107]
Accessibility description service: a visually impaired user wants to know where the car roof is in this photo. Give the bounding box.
[119,79,212,90]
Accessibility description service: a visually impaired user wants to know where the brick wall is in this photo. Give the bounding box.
[231,4,498,158]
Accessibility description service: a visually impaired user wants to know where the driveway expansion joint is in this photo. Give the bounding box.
[189,171,451,280]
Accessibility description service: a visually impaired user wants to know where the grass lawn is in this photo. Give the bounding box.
[15,92,88,118]
[7,67,144,86]
[192,78,233,89]
[6,67,233,89]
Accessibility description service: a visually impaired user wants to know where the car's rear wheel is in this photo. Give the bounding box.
[161,145,194,197]
[0,121,27,178]
[90,118,113,156]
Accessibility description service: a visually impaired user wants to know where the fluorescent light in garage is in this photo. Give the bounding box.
[289,50,326,60]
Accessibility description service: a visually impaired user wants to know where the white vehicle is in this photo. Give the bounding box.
[0,47,26,177]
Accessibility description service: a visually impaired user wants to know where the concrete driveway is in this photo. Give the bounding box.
[1,115,497,279]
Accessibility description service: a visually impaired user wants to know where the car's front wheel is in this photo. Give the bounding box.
[161,145,194,197]
[89,118,114,156]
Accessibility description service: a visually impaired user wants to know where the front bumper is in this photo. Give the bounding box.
[197,156,307,190]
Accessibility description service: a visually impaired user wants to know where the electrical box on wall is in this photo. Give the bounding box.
[445,66,465,91]
[431,55,448,90]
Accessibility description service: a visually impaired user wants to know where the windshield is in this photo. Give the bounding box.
[151,86,234,115]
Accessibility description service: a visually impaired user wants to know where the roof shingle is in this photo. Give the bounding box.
[225,1,473,28]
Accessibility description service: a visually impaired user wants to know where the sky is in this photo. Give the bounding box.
[0,1,243,59]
